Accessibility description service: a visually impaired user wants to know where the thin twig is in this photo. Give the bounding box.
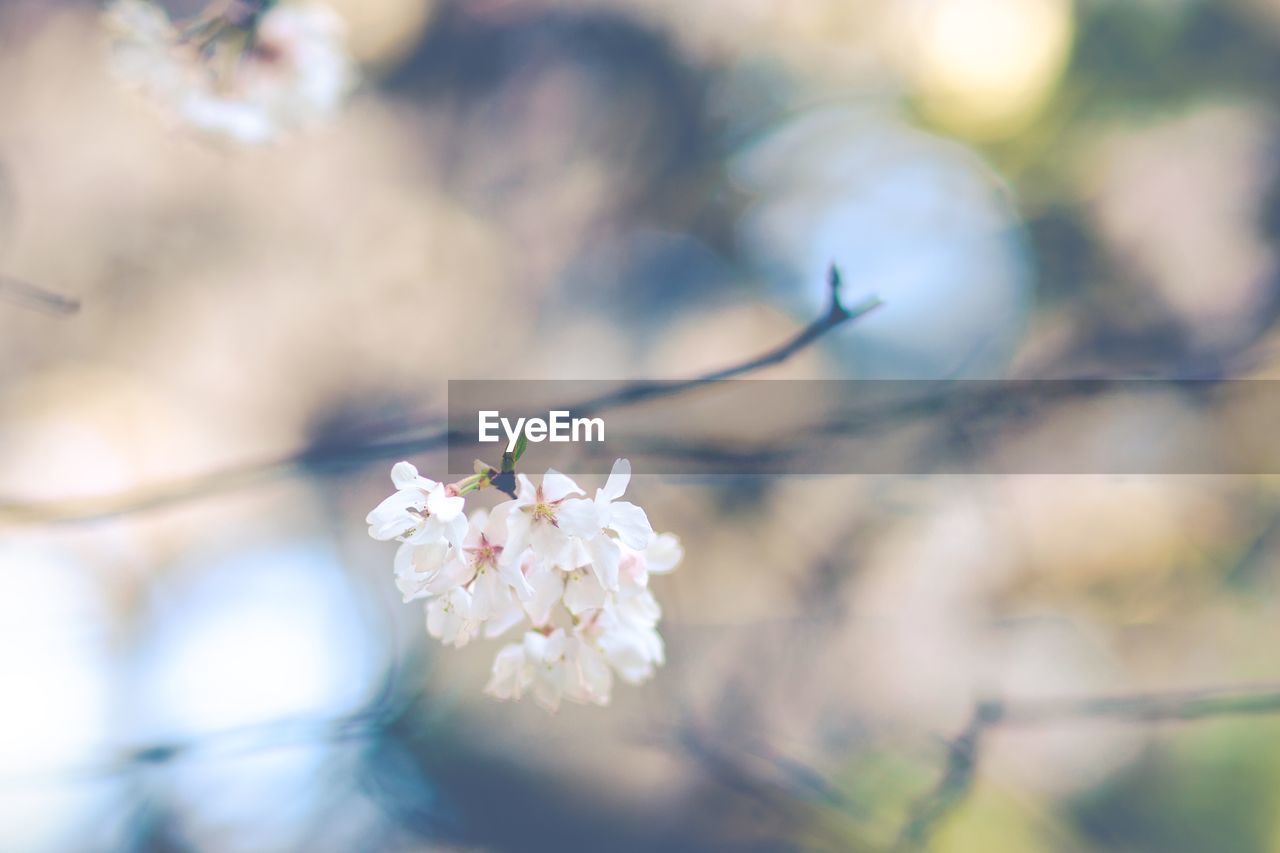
[0,266,879,526]
[0,276,79,316]
[897,701,1002,850]
[999,682,1280,724]
[897,682,1280,849]
[567,267,882,417]
[0,701,405,789]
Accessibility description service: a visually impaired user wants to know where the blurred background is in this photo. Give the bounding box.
[3,0,1280,850]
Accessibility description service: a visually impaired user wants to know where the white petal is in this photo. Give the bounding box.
[515,473,538,504]
[498,556,534,600]
[585,536,621,591]
[393,540,417,575]
[426,588,476,648]
[395,570,429,603]
[484,600,526,639]
[368,489,424,520]
[617,548,648,588]
[574,642,613,705]
[390,461,416,488]
[555,498,601,540]
[599,624,662,684]
[598,458,631,503]
[427,487,465,522]
[619,587,662,625]
[644,533,683,574]
[391,461,436,491]
[470,571,513,620]
[397,543,452,601]
[522,630,550,662]
[406,515,446,545]
[423,555,472,595]
[412,541,452,574]
[543,628,568,660]
[366,490,424,540]
[531,521,572,566]
[443,513,469,551]
[607,501,653,550]
[562,538,592,572]
[532,673,564,712]
[484,643,528,700]
[485,502,515,545]
[502,509,531,556]
[563,569,607,615]
[522,563,564,627]
[425,598,445,638]
[464,509,490,547]
[426,593,458,642]
[541,469,584,502]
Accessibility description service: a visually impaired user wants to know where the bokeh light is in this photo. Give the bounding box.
[0,542,117,851]
[891,0,1074,138]
[733,107,1031,377]
[134,544,383,738]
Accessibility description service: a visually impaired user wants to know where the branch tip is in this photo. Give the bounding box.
[975,699,1004,724]
[826,263,844,312]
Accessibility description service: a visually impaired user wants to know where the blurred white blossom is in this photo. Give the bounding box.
[557,457,655,591]
[425,586,479,648]
[367,461,465,547]
[104,0,356,144]
[370,458,680,711]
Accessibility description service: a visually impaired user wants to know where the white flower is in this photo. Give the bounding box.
[557,458,655,590]
[393,540,451,602]
[370,457,681,712]
[485,639,533,701]
[481,598,526,640]
[366,462,466,549]
[595,592,666,685]
[565,634,613,707]
[523,631,576,712]
[562,566,607,616]
[455,506,533,621]
[583,575,667,686]
[425,586,480,648]
[598,619,665,685]
[547,461,655,589]
[615,581,662,624]
[104,0,356,145]
[484,629,577,712]
[506,469,591,566]
[637,532,684,577]
[520,553,565,628]
[366,489,425,540]
[589,459,657,549]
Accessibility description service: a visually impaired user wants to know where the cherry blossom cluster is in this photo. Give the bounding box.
[367,459,681,711]
[104,0,355,144]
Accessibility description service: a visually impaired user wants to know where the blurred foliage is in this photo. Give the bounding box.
[1071,720,1280,852]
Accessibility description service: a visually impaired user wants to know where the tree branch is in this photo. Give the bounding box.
[0,265,879,526]
[897,682,1280,849]
[567,266,881,416]
[897,701,1001,850]
[0,276,79,316]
